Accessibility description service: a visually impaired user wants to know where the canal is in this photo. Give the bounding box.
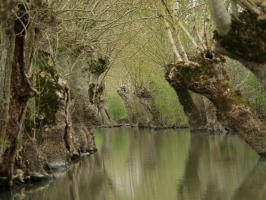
[0,127,263,200]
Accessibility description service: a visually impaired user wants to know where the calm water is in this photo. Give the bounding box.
[1,127,265,200]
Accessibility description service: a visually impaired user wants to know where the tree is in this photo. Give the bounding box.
[208,0,266,89]
[0,3,41,190]
[197,0,266,155]
[0,1,19,21]
[160,0,224,131]
[157,0,266,155]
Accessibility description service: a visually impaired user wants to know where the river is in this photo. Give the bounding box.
[0,127,264,200]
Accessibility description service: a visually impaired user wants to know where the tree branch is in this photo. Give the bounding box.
[207,0,231,36]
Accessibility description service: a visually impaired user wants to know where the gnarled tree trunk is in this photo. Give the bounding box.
[203,97,225,133]
[166,53,266,156]
[98,100,112,127]
[135,87,157,127]
[0,4,39,191]
[117,85,138,126]
[165,78,205,131]
[39,77,77,169]
[87,56,112,128]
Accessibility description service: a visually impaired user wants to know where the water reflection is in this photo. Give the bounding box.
[233,158,266,200]
[0,128,263,200]
[177,133,259,200]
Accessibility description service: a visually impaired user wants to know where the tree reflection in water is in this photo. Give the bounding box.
[177,133,259,200]
[0,128,262,200]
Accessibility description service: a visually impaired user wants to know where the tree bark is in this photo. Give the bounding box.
[207,0,231,36]
[208,0,266,89]
[117,85,138,126]
[98,100,112,126]
[165,78,205,131]
[0,1,19,22]
[166,53,266,156]
[0,21,15,143]
[203,96,225,133]
[87,57,107,105]
[0,4,38,191]
[210,5,266,89]
[135,87,156,127]
[39,77,77,169]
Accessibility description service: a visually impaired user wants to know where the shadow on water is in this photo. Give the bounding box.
[1,127,265,200]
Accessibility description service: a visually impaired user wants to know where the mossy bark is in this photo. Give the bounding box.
[213,10,266,89]
[39,78,78,169]
[165,74,205,131]
[166,54,266,156]
[25,51,78,169]
[87,57,111,128]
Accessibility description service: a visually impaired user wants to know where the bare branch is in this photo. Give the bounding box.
[178,22,204,53]
[159,6,182,62]
[236,0,261,15]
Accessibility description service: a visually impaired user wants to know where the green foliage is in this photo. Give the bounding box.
[152,81,188,126]
[106,93,127,121]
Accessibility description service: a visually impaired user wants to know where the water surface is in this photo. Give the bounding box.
[1,128,264,200]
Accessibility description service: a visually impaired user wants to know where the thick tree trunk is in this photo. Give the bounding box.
[165,78,205,130]
[117,85,138,126]
[87,57,107,105]
[0,4,38,191]
[98,100,112,126]
[0,21,15,145]
[40,78,78,169]
[56,54,98,154]
[203,97,225,133]
[15,135,49,182]
[87,56,110,129]
[64,85,78,157]
[71,95,98,154]
[166,53,266,156]
[135,87,156,127]
[207,0,231,36]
